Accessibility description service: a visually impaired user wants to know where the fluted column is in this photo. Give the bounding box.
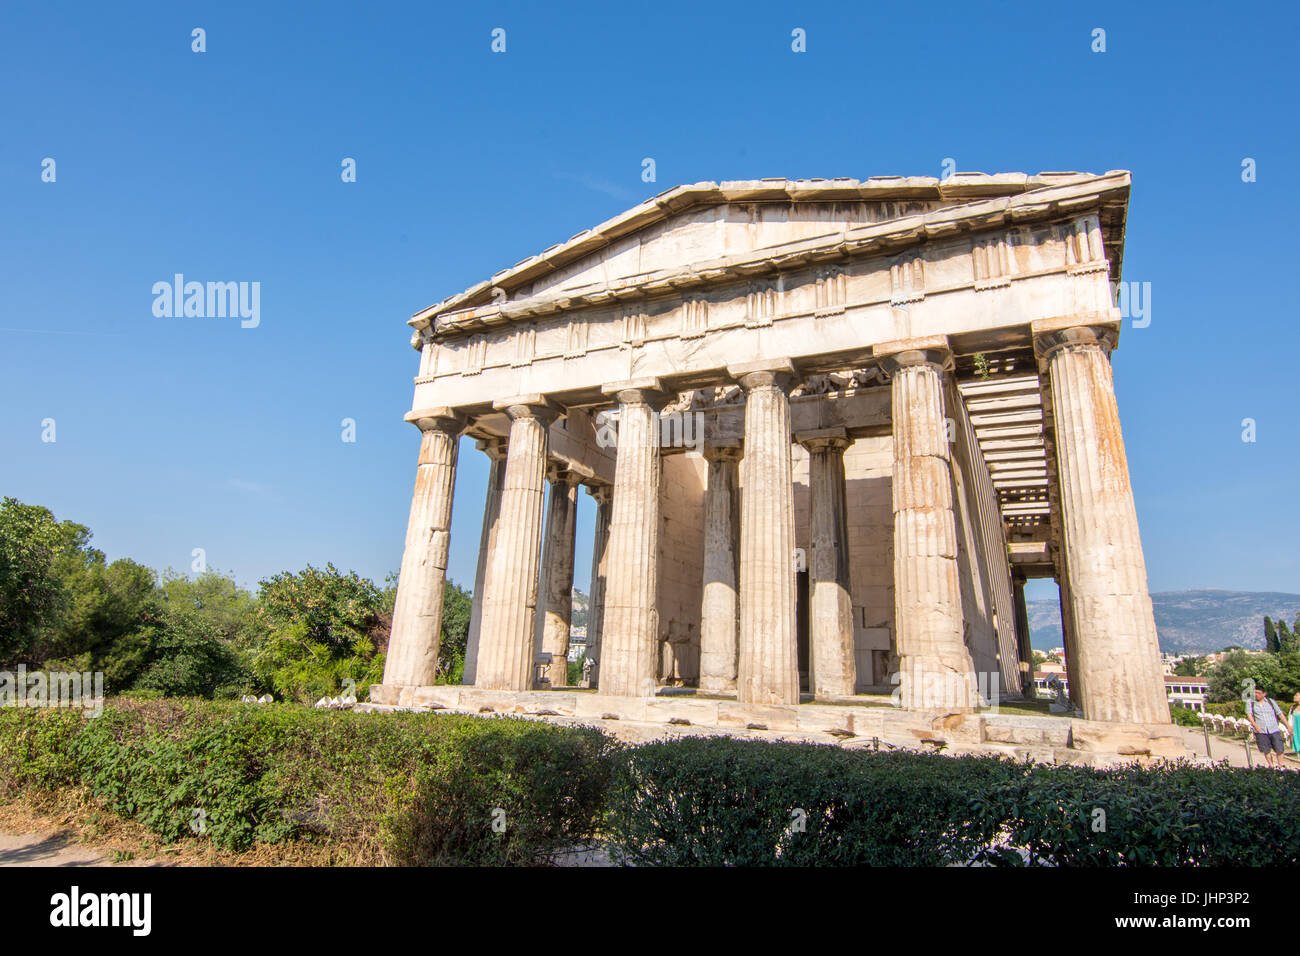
[463,438,506,685]
[536,465,578,688]
[586,485,613,687]
[1057,566,1083,708]
[800,428,856,699]
[880,340,977,711]
[698,443,741,693]
[732,362,799,706]
[597,381,666,698]
[475,397,559,691]
[382,408,465,687]
[1035,323,1168,724]
[1012,573,1034,697]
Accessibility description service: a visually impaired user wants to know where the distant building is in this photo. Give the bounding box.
[1164,675,1208,712]
[1031,670,1207,713]
[1032,672,1069,699]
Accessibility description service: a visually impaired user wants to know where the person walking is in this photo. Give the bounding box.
[1246,686,1291,769]
[1290,693,1300,755]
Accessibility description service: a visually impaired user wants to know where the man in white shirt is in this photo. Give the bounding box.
[1246,686,1291,769]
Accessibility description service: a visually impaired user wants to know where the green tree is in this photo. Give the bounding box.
[0,497,94,664]
[435,581,472,682]
[1279,618,1299,655]
[1273,652,1300,701]
[1207,649,1283,703]
[157,567,259,649]
[131,611,250,697]
[1265,616,1279,654]
[251,564,388,703]
[38,557,162,690]
[1173,656,1206,677]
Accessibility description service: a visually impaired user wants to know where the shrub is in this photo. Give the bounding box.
[8,701,1300,867]
[0,699,615,863]
[1207,700,1246,718]
[971,761,1300,866]
[1169,706,1202,727]
[0,707,83,794]
[605,736,1027,866]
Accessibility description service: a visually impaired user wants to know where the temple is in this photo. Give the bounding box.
[369,171,1174,752]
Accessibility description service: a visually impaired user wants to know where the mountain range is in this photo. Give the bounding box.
[1028,589,1300,655]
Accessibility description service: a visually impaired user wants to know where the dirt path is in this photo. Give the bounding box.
[0,830,110,867]
[1178,724,1300,770]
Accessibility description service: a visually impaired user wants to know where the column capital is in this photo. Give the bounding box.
[475,435,507,460]
[545,462,578,485]
[727,358,797,392]
[601,377,670,409]
[795,426,851,453]
[492,394,563,425]
[873,336,953,374]
[405,407,466,436]
[586,483,613,504]
[1032,320,1119,361]
[702,441,743,462]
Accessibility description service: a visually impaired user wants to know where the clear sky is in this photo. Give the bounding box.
[2,1,1297,608]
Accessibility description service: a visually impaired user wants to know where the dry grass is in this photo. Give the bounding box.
[0,791,374,867]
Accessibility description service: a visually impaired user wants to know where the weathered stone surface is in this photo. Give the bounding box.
[733,364,800,706]
[598,385,667,698]
[475,400,558,690]
[718,701,800,732]
[799,428,856,698]
[1037,323,1170,726]
[463,438,505,686]
[536,466,578,688]
[382,411,464,687]
[585,485,612,686]
[1069,718,1185,757]
[880,343,978,711]
[698,444,740,691]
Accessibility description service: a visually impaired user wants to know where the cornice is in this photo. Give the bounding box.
[412,171,1130,341]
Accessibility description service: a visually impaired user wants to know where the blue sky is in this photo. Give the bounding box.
[1,1,1296,610]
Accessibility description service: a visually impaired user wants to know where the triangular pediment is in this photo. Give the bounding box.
[414,171,1130,338]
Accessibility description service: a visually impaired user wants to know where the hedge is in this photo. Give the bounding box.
[0,699,614,865]
[4,701,1300,866]
[605,736,1029,865]
[969,761,1300,866]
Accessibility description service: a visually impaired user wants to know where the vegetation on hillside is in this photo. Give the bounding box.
[0,496,471,703]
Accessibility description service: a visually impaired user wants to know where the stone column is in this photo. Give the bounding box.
[879,339,977,711]
[536,465,578,688]
[799,428,856,699]
[1057,567,1083,708]
[475,397,559,691]
[1012,573,1033,698]
[731,361,800,706]
[1035,323,1168,724]
[463,438,506,686]
[382,408,465,687]
[597,382,666,698]
[586,484,613,687]
[698,443,741,693]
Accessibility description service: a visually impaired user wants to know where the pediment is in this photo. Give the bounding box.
[413,171,1130,339]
